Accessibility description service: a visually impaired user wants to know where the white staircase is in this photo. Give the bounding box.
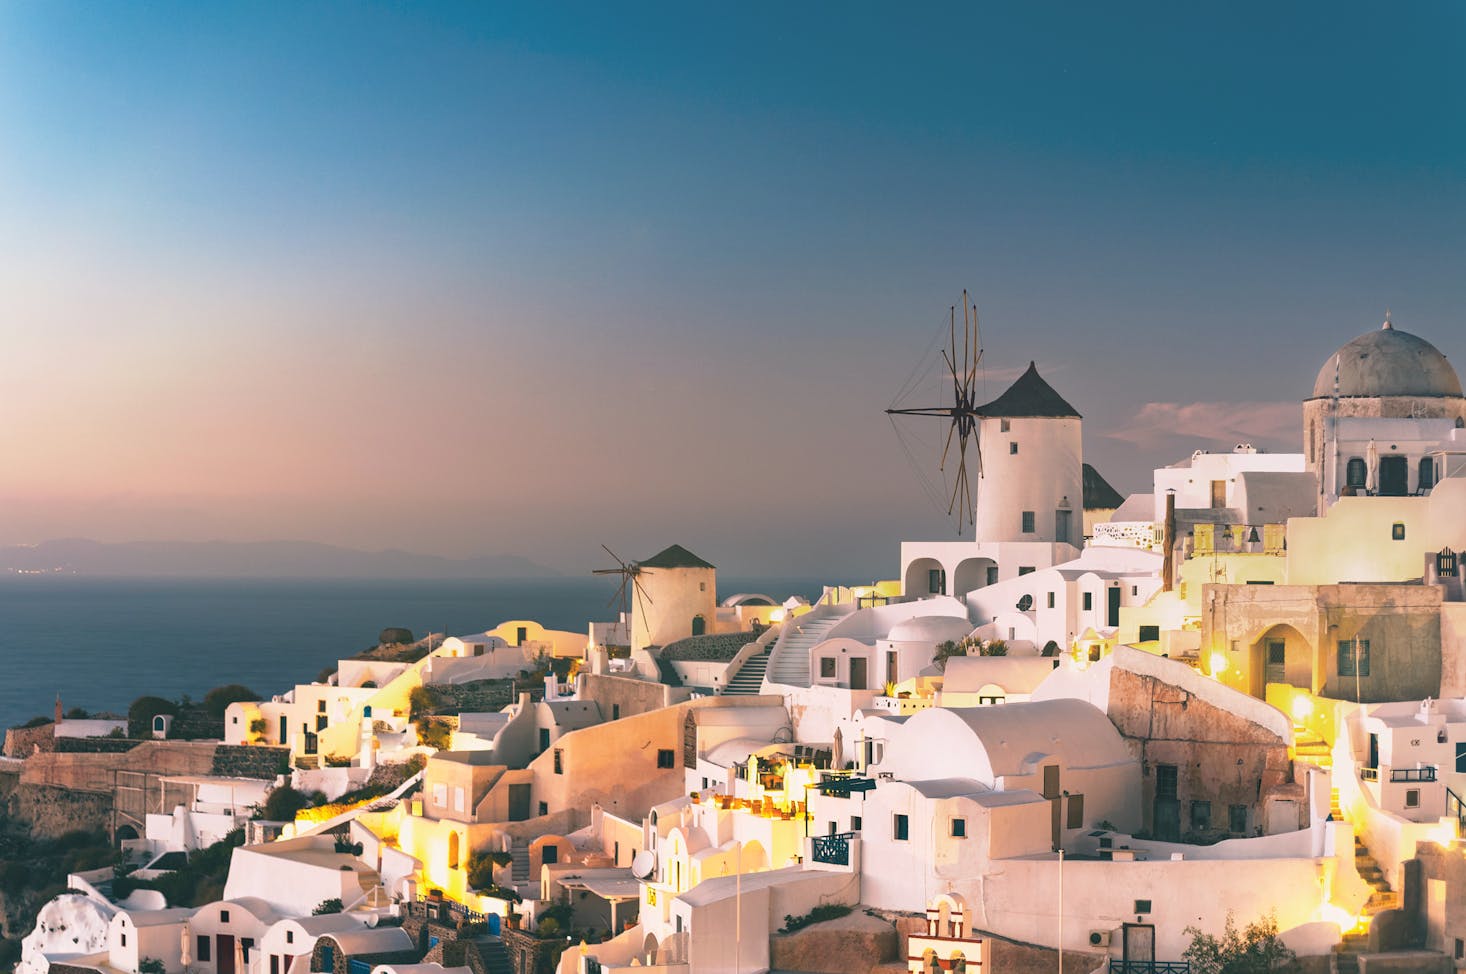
[762,610,850,688]
[723,649,772,695]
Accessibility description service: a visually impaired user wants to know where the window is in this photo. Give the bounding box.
[951,817,966,838]
[317,700,326,713]
[1406,789,1420,808]
[1191,800,1211,831]
[612,704,620,720]
[657,749,676,768]
[1000,419,1011,432]
[542,845,558,865]
[1010,442,1019,454]
[1155,764,1178,800]
[699,581,706,591]
[1083,592,1093,611]
[432,783,448,806]
[121,934,127,947]
[894,814,909,841]
[986,566,999,586]
[1456,939,1463,961]
[820,657,837,679]
[1229,804,1248,834]
[1047,592,1056,609]
[316,714,328,731]
[1021,511,1035,533]
[1268,640,1286,666]
[553,749,563,774]
[1139,625,1160,642]
[1392,522,1406,541]
[539,728,551,752]
[1346,458,1367,489]
[1066,794,1085,829]
[198,937,211,962]
[232,716,238,724]
[851,815,862,831]
[1134,900,1152,915]
[1456,743,1466,773]
[453,786,465,813]
[928,568,946,594]
[1018,566,1035,576]
[220,910,230,924]
[287,932,294,945]
[538,801,548,816]
[1338,640,1371,677]
[1420,457,1435,491]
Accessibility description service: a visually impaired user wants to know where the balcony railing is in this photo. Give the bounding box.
[1392,767,1437,783]
[1111,962,1189,974]
[816,773,875,798]
[811,831,853,866]
[1360,766,1437,783]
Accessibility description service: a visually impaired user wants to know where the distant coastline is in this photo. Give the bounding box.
[0,538,561,580]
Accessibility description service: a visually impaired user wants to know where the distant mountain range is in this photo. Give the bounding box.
[0,538,561,579]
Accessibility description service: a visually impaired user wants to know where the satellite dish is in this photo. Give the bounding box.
[631,850,655,879]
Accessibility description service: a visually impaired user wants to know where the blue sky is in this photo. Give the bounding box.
[1,3,1462,575]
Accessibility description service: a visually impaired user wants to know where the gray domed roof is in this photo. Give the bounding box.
[1311,321,1462,399]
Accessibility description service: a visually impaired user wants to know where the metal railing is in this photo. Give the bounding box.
[816,773,875,798]
[1111,961,1189,974]
[810,831,853,866]
[1391,767,1437,782]
[1447,787,1466,831]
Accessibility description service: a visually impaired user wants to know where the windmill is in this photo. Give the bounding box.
[592,545,654,641]
[886,291,985,534]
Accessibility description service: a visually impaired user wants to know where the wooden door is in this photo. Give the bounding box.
[216,935,235,974]
[849,658,867,691]
[1123,924,1155,963]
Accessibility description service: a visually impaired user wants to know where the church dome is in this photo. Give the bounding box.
[1311,320,1462,399]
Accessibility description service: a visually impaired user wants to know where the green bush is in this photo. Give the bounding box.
[415,717,452,750]
[409,685,443,717]
[203,685,259,720]
[1183,912,1296,974]
[313,898,343,915]
[139,958,166,974]
[260,785,311,822]
[780,903,851,933]
[127,696,178,738]
[536,917,560,938]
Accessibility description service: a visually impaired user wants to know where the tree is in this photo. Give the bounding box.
[203,685,259,720]
[1183,912,1296,974]
[128,696,178,739]
[260,785,312,822]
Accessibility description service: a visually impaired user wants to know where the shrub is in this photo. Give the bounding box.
[409,685,443,718]
[249,718,267,735]
[313,898,343,915]
[932,640,964,672]
[781,903,851,933]
[65,707,88,719]
[18,715,51,729]
[203,685,259,720]
[139,958,166,974]
[981,639,1009,657]
[127,696,178,738]
[260,785,312,822]
[1183,912,1295,974]
[415,717,452,750]
[536,917,561,938]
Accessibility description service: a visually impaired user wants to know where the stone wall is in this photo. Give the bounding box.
[499,928,569,974]
[3,723,55,758]
[6,783,113,839]
[53,737,140,754]
[20,740,218,793]
[211,744,290,779]
[1107,663,1296,840]
[768,911,898,973]
[426,680,517,715]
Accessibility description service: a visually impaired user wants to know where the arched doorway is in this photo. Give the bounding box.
[1253,624,1313,697]
[905,558,946,598]
[953,557,998,597]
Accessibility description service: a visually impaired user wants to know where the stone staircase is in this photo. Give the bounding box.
[466,938,512,974]
[763,611,849,688]
[723,648,772,695]
[510,843,531,883]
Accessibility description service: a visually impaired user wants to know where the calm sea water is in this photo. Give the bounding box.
[0,575,836,730]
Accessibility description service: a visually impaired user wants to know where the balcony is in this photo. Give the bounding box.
[816,774,876,798]
[1359,766,1437,783]
[811,831,854,866]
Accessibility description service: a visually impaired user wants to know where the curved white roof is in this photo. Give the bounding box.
[879,699,1131,784]
[886,615,974,644]
[942,656,1060,694]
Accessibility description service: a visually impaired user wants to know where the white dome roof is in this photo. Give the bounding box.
[886,615,973,643]
[1311,321,1462,399]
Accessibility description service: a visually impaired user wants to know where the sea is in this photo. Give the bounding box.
[0,575,843,731]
